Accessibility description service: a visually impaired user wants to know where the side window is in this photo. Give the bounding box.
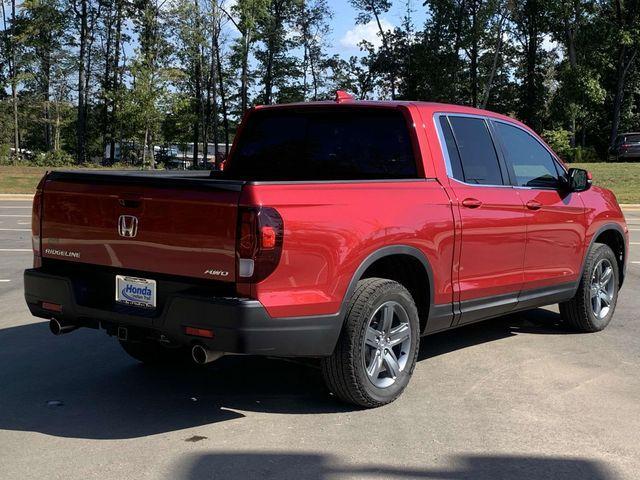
[447,116,504,185]
[494,122,559,188]
[438,117,464,180]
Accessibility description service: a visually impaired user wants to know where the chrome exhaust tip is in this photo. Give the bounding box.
[49,318,77,336]
[191,344,223,365]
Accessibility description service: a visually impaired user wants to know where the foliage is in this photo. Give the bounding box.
[572,146,601,163]
[0,0,639,169]
[31,149,75,167]
[542,129,573,161]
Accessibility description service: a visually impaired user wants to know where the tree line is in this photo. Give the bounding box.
[1,0,639,167]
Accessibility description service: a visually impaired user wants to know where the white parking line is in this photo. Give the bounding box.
[0,249,31,252]
[630,242,640,245]
[0,228,30,231]
[0,215,31,217]
[632,261,640,265]
[17,221,30,225]
[0,279,10,283]
[0,206,31,209]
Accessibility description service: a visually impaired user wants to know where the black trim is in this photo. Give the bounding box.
[24,269,340,357]
[246,179,436,186]
[46,170,245,192]
[454,281,578,327]
[424,303,455,333]
[457,290,518,325]
[581,223,627,287]
[340,245,436,334]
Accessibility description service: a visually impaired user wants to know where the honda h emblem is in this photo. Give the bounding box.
[118,215,138,238]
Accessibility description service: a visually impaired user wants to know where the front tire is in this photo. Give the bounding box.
[560,243,619,332]
[321,278,420,408]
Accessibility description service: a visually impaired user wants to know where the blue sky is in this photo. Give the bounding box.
[326,0,427,55]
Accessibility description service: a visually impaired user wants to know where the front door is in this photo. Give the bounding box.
[491,120,585,295]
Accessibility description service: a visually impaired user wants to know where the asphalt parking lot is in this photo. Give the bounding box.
[1,198,639,480]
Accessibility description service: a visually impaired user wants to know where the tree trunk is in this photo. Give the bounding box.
[208,5,219,168]
[216,35,230,158]
[76,0,88,163]
[143,126,150,169]
[480,11,506,109]
[102,2,114,161]
[5,0,20,158]
[522,0,540,130]
[609,45,637,147]
[109,0,123,164]
[42,47,52,150]
[469,1,478,107]
[369,2,396,99]
[240,32,250,114]
[262,0,284,105]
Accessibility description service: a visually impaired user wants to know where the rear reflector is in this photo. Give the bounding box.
[42,302,63,313]
[185,326,215,338]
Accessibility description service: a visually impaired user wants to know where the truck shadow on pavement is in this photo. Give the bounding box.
[176,451,619,480]
[0,308,569,440]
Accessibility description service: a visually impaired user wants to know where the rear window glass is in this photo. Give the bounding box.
[447,116,504,185]
[224,108,418,181]
[624,134,640,143]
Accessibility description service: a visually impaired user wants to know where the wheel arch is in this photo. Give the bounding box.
[585,223,627,287]
[340,245,434,334]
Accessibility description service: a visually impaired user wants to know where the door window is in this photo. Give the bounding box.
[446,116,504,185]
[494,122,560,188]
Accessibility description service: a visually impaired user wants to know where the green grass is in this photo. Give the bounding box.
[0,165,139,195]
[1,163,640,203]
[0,166,50,194]
[572,162,640,204]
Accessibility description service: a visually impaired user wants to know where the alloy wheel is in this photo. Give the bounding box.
[362,300,412,388]
[590,258,615,319]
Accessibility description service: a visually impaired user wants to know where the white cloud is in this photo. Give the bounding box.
[339,19,395,51]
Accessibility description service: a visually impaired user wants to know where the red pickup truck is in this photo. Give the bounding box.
[24,96,629,407]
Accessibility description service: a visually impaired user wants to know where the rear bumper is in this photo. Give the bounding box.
[24,269,341,357]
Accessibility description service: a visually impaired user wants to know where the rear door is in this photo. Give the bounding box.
[41,172,242,282]
[491,120,585,293]
[436,114,526,324]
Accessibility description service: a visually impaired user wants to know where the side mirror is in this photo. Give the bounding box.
[567,168,591,192]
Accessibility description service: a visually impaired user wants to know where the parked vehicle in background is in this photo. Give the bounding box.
[24,93,629,408]
[610,132,640,161]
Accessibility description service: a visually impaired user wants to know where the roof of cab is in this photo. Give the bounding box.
[253,97,524,130]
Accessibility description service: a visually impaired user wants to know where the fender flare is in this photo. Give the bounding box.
[580,222,627,288]
[337,245,435,320]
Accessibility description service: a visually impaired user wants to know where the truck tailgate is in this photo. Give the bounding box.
[40,171,242,282]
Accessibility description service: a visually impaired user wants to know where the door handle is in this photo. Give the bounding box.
[462,198,482,209]
[526,200,542,210]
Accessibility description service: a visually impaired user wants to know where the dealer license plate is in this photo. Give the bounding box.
[115,275,156,309]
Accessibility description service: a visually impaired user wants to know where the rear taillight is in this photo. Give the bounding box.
[236,206,283,282]
[32,174,46,268]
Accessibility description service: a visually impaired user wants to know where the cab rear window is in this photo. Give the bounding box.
[224,108,418,181]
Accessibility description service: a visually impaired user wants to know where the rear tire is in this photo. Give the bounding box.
[321,278,420,408]
[560,243,619,332]
[119,339,187,365]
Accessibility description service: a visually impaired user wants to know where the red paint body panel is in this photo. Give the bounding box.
[446,179,526,301]
[517,189,586,290]
[240,181,455,318]
[33,100,629,327]
[41,180,239,281]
